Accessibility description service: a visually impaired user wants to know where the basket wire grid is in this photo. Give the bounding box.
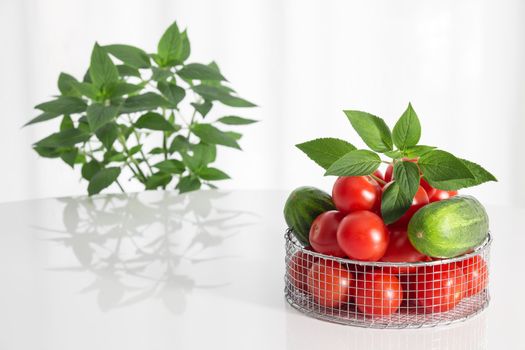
[284,229,491,329]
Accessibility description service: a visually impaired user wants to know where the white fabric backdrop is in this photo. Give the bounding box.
[1,0,524,206]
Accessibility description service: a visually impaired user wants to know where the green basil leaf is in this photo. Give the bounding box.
[135,112,176,131]
[60,115,74,131]
[122,92,168,113]
[33,145,62,158]
[177,63,225,81]
[169,135,190,154]
[89,43,119,88]
[95,122,119,149]
[157,81,185,107]
[344,110,393,152]
[74,82,98,99]
[426,158,497,190]
[191,101,213,117]
[24,112,60,127]
[117,65,140,78]
[296,138,356,170]
[82,160,102,180]
[35,96,87,114]
[419,150,474,182]
[145,172,173,189]
[217,116,258,125]
[34,129,90,148]
[197,167,230,181]
[192,85,256,108]
[191,124,240,149]
[157,21,185,65]
[86,103,119,131]
[107,82,143,97]
[104,44,150,69]
[393,161,420,200]
[392,103,421,150]
[58,73,80,97]
[60,148,78,168]
[383,150,403,159]
[176,175,201,193]
[153,159,185,174]
[404,145,436,158]
[191,142,217,166]
[324,149,381,176]
[381,181,412,224]
[88,167,121,195]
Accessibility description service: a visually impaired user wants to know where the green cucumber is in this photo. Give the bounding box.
[407,195,489,258]
[284,186,335,246]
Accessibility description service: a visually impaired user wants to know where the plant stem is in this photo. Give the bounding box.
[118,136,147,183]
[163,132,168,160]
[371,174,386,185]
[126,115,153,174]
[115,179,125,193]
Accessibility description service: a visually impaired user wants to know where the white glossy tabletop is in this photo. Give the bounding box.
[0,190,523,349]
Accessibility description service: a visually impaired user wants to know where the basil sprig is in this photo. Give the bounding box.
[296,103,497,224]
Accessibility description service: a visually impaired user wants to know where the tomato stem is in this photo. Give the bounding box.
[371,174,386,185]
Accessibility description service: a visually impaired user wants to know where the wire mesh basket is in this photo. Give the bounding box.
[284,229,491,329]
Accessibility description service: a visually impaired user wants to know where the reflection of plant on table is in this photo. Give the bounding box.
[37,191,256,313]
[25,21,257,195]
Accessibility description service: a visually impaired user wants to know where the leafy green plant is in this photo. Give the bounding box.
[296,103,497,224]
[25,21,257,195]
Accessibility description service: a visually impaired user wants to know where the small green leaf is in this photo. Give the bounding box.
[325,149,381,176]
[176,175,201,193]
[157,22,190,66]
[381,181,413,224]
[384,150,403,159]
[95,122,119,149]
[82,160,102,180]
[60,115,74,131]
[34,129,90,148]
[107,82,143,97]
[426,158,497,190]
[128,144,142,156]
[88,167,121,195]
[86,103,119,131]
[191,123,240,149]
[153,159,185,174]
[58,73,80,97]
[419,150,474,182]
[217,116,258,125]
[24,112,60,127]
[74,82,98,99]
[296,138,356,170]
[89,43,119,88]
[122,92,168,113]
[151,67,173,82]
[392,103,421,150]
[192,143,216,165]
[35,96,87,114]
[135,112,176,131]
[145,172,173,189]
[192,85,256,108]
[225,131,242,140]
[117,65,140,78]
[404,145,436,158]
[169,135,190,154]
[33,145,61,158]
[393,161,420,200]
[104,44,151,69]
[60,148,78,168]
[344,110,393,152]
[157,81,185,107]
[177,63,225,81]
[197,167,230,181]
[191,101,213,117]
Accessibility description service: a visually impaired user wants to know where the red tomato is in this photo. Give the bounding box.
[420,178,434,197]
[429,189,458,203]
[288,248,317,292]
[410,264,465,313]
[373,169,384,180]
[336,211,389,261]
[332,176,381,214]
[307,260,352,308]
[385,184,429,228]
[380,227,430,273]
[309,211,346,257]
[384,164,394,183]
[456,256,488,297]
[355,273,402,316]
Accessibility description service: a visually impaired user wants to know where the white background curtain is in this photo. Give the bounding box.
[1,0,524,207]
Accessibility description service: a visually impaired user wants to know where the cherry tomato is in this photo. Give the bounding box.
[384,164,394,183]
[420,178,434,196]
[410,264,465,313]
[288,248,317,292]
[332,176,381,214]
[309,211,346,257]
[336,210,389,261]
[373,170,385,188]
[355,272,402,316]
[429,189,458,203]
[385,184,429,228]
[456,256,488,297]
[380,227,430,273]
[307,260,352,308]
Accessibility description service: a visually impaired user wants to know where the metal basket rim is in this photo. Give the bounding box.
[285,228,492,267]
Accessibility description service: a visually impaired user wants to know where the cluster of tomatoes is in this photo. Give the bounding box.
[288,165,488,316]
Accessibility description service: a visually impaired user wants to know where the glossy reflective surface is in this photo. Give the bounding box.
[0,190,523,349]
